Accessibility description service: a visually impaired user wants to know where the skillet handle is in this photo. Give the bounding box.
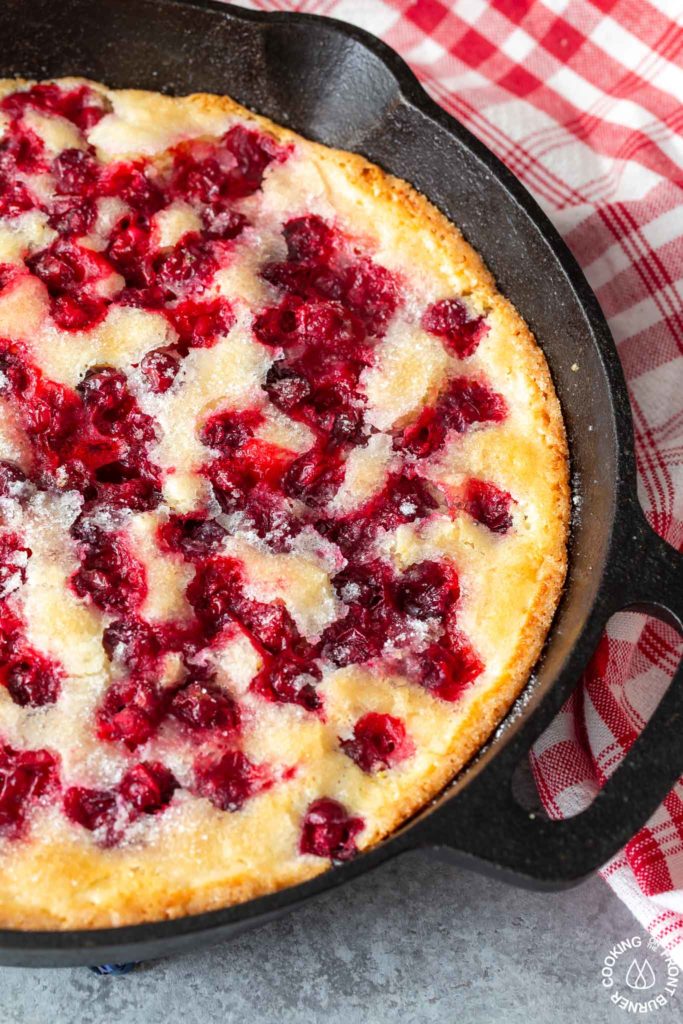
[419,512,683,887]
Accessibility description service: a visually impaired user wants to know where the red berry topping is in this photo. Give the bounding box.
[106,213,153,289]
[63,786,117,838]
[102,617,162,670]
[71,532,147,615]
[158,514,226,559]
[262,360,311,413]
[140,346,182,393]
[118,761,178,815]
[4,655,61,707]
[300,798,364,861]
[193,750,267,812]
[423,298,488,357]
[417,638,484,702]
[169,296,235,350]
[399,377,507,457]
[283,215,335,263]
[26,238,113,330]
[0,744,58,835]
[393,559,459,621]
[342,259,398,336]
[100,162,164,216]
[97,676,166,750]
[340,713,413,773]
[0,462,30,501]
[319,607,387,667]
[251,653,322,713]
[199,407,264,454]
[0,125,46,174]
[48,195,97,237]
[464,479,513,534]
[0,532,31,598]
[1,83,106,131]
[52,148,98,195]
[0,178,38,218]
[282,446,345,509]
[154,233,217,296]
[221,124,282,198]
[170,675,241,734]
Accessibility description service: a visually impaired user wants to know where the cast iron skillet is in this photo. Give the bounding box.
[1,0,682,968]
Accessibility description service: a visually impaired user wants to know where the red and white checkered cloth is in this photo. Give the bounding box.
[230,0,683,960]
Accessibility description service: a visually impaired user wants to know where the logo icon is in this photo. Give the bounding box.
[599,934,679,1014]
[625,958,656,991]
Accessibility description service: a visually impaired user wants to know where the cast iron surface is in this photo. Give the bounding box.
[0,0,681,967]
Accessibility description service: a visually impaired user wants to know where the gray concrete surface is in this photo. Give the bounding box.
[0,851,677,1024]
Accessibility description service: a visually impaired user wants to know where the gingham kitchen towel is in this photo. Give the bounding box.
[230,0,683,962]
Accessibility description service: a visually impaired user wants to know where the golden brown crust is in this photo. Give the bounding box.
[0,79,569,929]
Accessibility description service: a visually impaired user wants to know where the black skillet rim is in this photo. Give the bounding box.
[0,0,674,960]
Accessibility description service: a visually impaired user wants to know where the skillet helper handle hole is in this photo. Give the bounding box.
[610,506,683,630]
[420,509,683,887]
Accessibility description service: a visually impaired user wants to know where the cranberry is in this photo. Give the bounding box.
[464,479,513,533]
[440,377,507,432]
[186,557,243,635]
[1,83,106,131]
[0,744,58,834]
[102,617,161,669]
[48,195,97,237]
[169,296,234,350]
[193,750,266,811]
[0,616,21,665]
[170,676,241,734]
[140,346,182,393]
[0,125,46,175]
[26,238,112,331]
[239,600,303,656]
[221,124,282,198]
[171,152,224,204]
[71,533,147,614]
[342,259,398,336]
[319,608,386,667]
[417,638,484,702]
[282,446,345,508]
[393,560,459,620]
[283,215,335,263]
[340,713,412,773]
[97,676,166,749]
[154,233,217,296]
[251,653,322,713]
[80,366,154,437]
[208,459,256,515]
[0,462,30,500]
[253,298,301,348]
[52,148,98,195]
[0,177,37,217]
[106,213,153,288]
[5,656,61,707]
[0,532,31,597]
[399,377,507,456]
[199,407,263,453]
[159,514,226,559]
[100,162,164,216]
[300,798,364,860]
[423,298,489,358]
[118,761,177,815]
[332,562,390,609]
[263,361,311,412]
[201,203,247,241]
[63,786,117,836]
[398,407,447,458]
